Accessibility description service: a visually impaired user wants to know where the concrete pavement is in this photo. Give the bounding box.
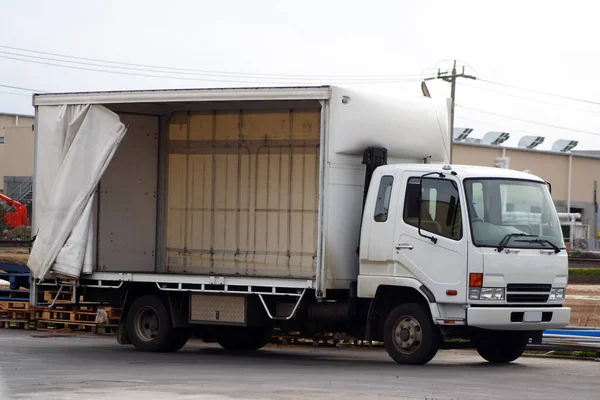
[0,329,598,400]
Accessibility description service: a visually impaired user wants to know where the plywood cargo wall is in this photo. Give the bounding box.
[166,109,320,278]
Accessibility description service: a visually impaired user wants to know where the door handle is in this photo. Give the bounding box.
[395,243,414,250]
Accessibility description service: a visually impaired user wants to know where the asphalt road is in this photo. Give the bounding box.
[0,330,598,400]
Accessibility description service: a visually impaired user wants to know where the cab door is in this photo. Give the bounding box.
[393,173,468,304]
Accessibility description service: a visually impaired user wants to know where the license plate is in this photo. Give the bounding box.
[524,311,543,322]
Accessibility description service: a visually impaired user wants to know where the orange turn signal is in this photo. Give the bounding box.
[446,290,458,296]
[469,273,483,287]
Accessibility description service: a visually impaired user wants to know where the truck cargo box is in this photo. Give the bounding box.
[29,86,450,293]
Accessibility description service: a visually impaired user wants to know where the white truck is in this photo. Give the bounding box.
[27,85,570,365]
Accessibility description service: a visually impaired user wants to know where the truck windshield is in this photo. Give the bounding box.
[464,179,565,250]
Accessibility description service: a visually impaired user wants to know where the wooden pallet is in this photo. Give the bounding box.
[0,309,30,320]
[43,290,80,303]
[0,296,121,335]
[0,301,31,310]
[0,319,35,329]
[34,309,119,324]
[72,311,119,325]
[33,304,120,317]
[36,319,118,334]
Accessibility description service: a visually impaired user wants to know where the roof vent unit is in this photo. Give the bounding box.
[454,127,473,141]
[552,139,579,152]
[481,131,510,146]
[518,135,545,149]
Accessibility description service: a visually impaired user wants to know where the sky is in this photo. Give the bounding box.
[1,0,600,150]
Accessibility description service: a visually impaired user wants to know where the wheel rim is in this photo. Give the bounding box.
[392,315,423,354]
[135,306,160,342]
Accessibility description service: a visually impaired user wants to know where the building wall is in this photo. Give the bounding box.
[453,144,502,168]
[0,114,34,192]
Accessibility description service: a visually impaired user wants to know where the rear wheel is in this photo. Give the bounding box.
[164,328,191,352]
[217,326,272,351]
[383,303,440,365]
[475,331,528,363]
[127,294,179,352]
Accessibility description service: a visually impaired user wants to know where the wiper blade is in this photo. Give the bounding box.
[515,239,561,253]
[497,233,536,252]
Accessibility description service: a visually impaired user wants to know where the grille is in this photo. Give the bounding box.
[506,294,549,303]
[506,283,551,304]
[507,284,551,292]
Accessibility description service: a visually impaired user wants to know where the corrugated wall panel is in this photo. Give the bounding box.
[166,108,320,278]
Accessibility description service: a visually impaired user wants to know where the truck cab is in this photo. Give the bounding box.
[358,163,570,364]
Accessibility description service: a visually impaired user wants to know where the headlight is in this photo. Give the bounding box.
[549,288,565,301]
[469,287,505,300]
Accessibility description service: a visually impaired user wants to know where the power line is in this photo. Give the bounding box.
[0,44,423,80]
[0,53,422,85]
[0,90,31,97]
[0,50,416,82]
[0,83,45,92]
[456,105,600,137]
[460,82,600,115]
[478,78,600,106]
[0,50,422,83]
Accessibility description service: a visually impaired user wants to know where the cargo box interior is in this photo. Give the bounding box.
[96,101,322,280]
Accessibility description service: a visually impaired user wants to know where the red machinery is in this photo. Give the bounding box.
[0,193,29,229]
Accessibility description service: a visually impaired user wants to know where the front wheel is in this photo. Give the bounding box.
[475,331,529,363]
[383,303,440,365]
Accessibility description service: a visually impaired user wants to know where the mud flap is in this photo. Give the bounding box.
[117,318,132,345]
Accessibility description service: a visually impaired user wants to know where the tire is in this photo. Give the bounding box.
[475,331,528,363]
[383,303,440,365]
[163,328,191,352]
[217,326,272,351]
[126,294,176,352]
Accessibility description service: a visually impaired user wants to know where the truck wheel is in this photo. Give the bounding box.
[217,326,272,351]
[127,295,175,352]
[164,328,191,352]
[475,331,528,363]
[383,303,440,365]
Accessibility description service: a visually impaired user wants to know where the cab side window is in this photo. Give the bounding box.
[403,177,462,240]
[374,176,394,222]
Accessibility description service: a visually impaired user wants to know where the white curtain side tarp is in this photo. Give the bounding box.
[28,104,127,280]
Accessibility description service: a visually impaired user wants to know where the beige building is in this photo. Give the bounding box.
[0,113,34,195]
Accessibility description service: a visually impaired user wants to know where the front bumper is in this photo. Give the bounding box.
[467,306,570,330]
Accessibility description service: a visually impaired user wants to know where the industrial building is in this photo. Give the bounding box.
[0,112,597,248]
[0,113,34,217]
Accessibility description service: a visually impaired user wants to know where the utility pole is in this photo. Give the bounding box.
[424,60,476,163]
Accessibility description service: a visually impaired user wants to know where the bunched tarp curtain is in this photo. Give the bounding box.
[28,104,127,280]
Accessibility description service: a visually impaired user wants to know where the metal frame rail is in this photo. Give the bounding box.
[32,272,315,320]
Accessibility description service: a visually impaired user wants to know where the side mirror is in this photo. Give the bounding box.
[418,172,444,244]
